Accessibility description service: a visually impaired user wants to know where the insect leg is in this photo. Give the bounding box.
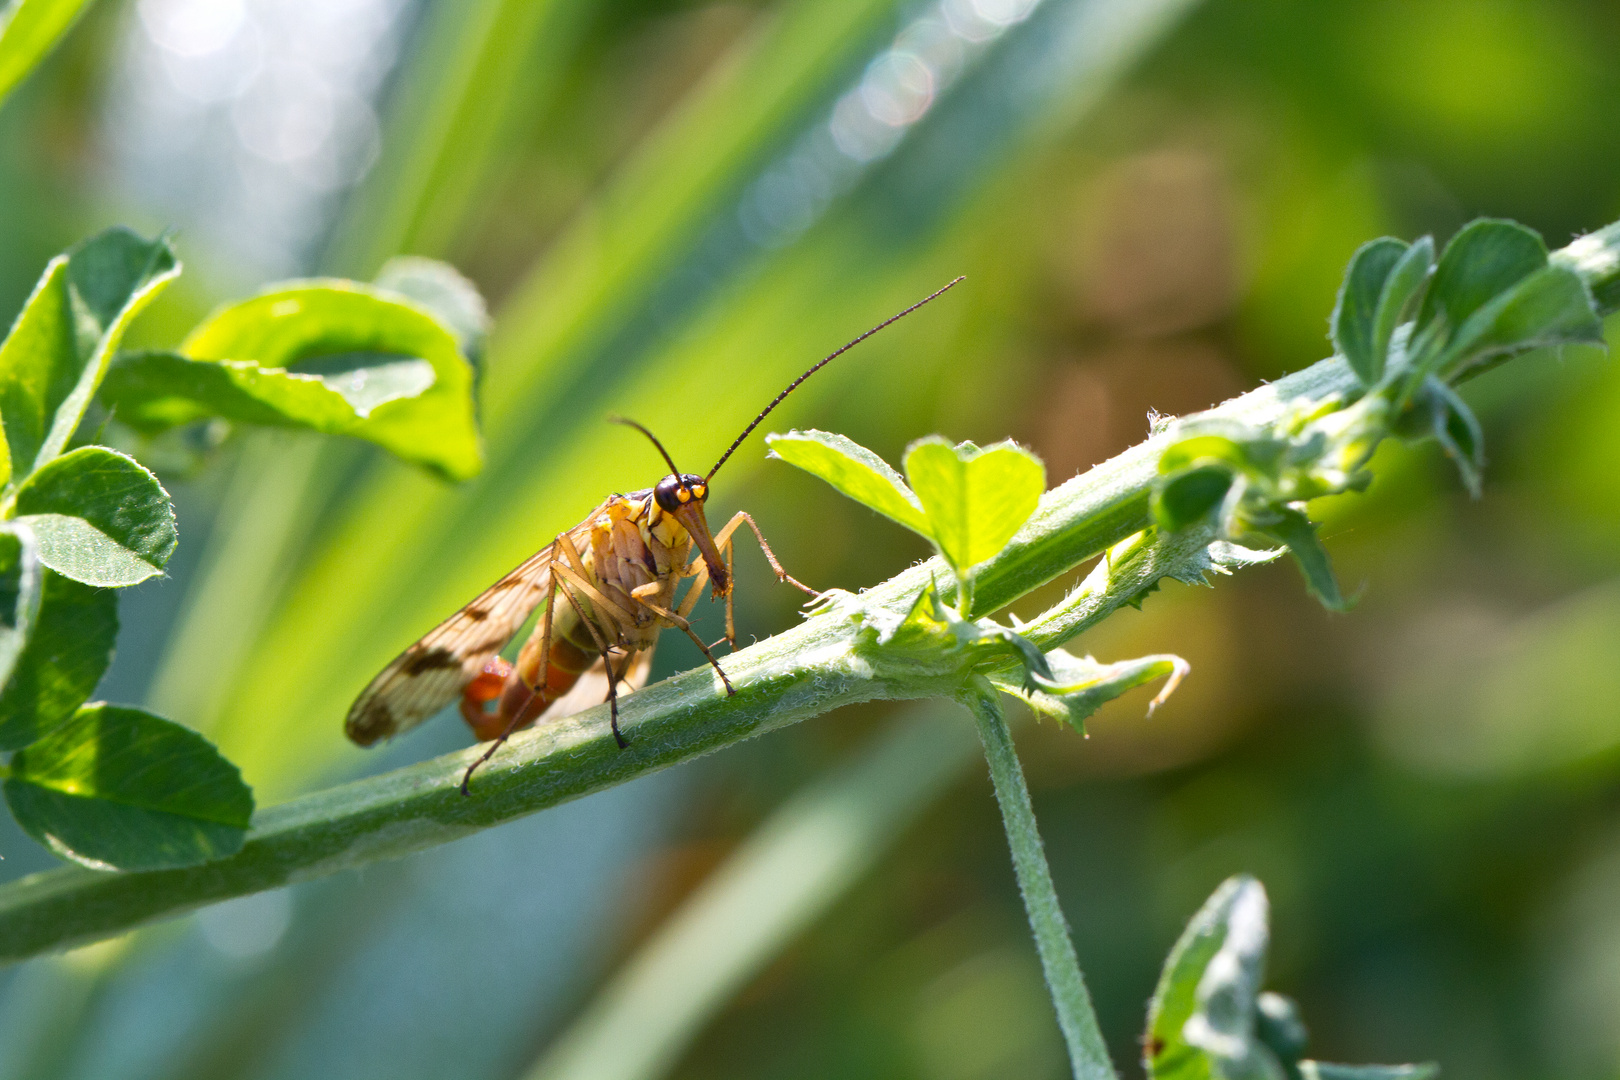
[718,529,735,650]
[676,556,711,619]
[459,569,560,796]
[553,535,636,626]
[556,575,631,748]
[640,599,736,697]
[712,511,818,597]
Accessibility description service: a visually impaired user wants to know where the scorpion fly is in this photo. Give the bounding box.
[345,278,963,793]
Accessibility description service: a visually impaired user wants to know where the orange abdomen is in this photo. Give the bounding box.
[459,631,595,741]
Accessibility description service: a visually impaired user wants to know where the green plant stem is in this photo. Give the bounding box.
[964,684,1116,1080]
[0,355,1543,961]
[0,219,1614,961]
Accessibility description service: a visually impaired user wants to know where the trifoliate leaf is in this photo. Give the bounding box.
[1146,875,1283,1080]
[104,279,485,480]
[903,437,1044,574]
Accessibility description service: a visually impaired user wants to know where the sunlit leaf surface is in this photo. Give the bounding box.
[12,445,176,586]
[4,703,253,870]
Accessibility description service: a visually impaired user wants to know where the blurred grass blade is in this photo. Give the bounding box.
[326,0,595,274]
[525,708,978,1080]
[0,0,95,108]
[135,0,542,747]
[201,0,1208,803]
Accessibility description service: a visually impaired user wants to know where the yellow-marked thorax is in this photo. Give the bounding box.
[584,493,692,644]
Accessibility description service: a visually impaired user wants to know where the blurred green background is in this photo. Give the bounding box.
[2,0,1619,1077]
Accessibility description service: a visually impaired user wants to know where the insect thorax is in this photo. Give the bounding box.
[585,493,692,639]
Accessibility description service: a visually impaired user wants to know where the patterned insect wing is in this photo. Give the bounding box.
[344,508,607,744]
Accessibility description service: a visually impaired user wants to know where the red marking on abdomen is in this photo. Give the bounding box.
[459,635,595,741]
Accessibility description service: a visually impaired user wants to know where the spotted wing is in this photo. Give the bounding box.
[345,511,603,745]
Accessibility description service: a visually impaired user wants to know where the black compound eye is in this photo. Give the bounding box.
[654,475,684,512]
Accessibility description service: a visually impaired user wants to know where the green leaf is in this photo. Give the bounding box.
[1254,993,1310,1075]
[4,702,254,871]
[1419,219,1547,338]
[0,522,42,695]
[0,229,179,487]
[1298,1065,1438,1080]
[157,280,482,479]
[0,0,96,107]
[373,256,490,365]
[1153,465,1235,530]
[975,624,1055,687]
[11,445,177,586]
[1369,236,1435,380]
[1435,265,1605,379]
[990,649,1188,733]
[1146,874,1283,1080]
[1410,377,1484,498]
[1259,508,1351,613]
[902,437,1045,574]
[766,429,928,534]
[1332,237,1407,385]
[103,348,436,430]
[0,570,115,750]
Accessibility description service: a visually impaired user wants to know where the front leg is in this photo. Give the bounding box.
[710,511,818,597]
[639,599,736,697]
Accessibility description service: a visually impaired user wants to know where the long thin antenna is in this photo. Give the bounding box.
[706,276,965,481]
[610,415,681,475]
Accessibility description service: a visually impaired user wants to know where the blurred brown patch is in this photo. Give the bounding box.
[1029,146,1247,479]
[1053,148,1242,337]
[611,839,735,961]
[1032,339,1243,479]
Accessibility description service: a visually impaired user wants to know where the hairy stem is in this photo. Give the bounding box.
[964,684,1116,1080]
[0,222,1614,963]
